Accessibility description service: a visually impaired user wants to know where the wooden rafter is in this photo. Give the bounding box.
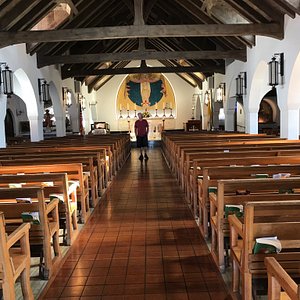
[37,49,246,68]
[0,23,283,48]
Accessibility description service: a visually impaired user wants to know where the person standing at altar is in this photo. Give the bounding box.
[135,112,149,161]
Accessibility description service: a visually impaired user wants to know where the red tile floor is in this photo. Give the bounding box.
[40,148,231,300]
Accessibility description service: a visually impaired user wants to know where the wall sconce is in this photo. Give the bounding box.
[79,94,86,111]
[204,90,211,105]
[268,53,284,88]
[216,83,226,102]
[235,72,247,97]
[62,87,72,108]
[0,63,13,97]
[74,79,81,94]
[38,78,50,103]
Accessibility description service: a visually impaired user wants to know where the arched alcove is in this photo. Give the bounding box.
[247,60,270,133]
[5,109,14,139]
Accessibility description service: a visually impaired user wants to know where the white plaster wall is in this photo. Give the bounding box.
[96,60,195,131]
[225,14,300,139]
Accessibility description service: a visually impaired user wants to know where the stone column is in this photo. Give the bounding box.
[280,108,299,139]
[29,116,44,142]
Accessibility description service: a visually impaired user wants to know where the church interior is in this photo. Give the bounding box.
[0,0,300,299]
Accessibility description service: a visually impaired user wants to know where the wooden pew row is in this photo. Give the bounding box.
[172,139,300,179]
[210,177,300,272]
[0,173,78,246]
[0,147,110,190]
[0,155,99,208]
[229,200,300,300]
[0,164,90,223]
[0,212,33,300]
[265,257,300,300]
[190,155,300,222]
[0,187,61,279]
[198,164,300,239]
[185,148,300,204]
[164,136,293,175]
[180,142,300,188]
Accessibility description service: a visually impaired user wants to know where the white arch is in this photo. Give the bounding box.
[49,82,65,137]
[14,68,43,142]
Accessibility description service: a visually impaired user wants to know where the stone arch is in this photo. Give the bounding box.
[13,68,43,142]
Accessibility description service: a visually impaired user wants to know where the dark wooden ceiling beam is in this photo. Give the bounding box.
[267,0,297,18]
[0,23,283,48]
[62,65,225,79]
[0,0,42,30]
[134,0,144,25]
[144,0,158,21]
[38,49,246,67]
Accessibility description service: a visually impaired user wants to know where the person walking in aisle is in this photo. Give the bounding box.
[135,112,149,161]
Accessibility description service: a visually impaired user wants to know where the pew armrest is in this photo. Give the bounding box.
[6,222,31,249]
[265,257,299,300]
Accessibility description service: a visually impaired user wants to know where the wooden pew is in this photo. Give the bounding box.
[265,257,300,300]
[0,155,99,207]
[0,173,78,246]
[0,164,90,223]
[0,212,33,300]
[0,187,61,279]
[229,200,300,300]
[210,177,300,272]
[198,164,300,239]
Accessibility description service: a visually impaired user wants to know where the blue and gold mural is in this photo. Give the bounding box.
[117,73,175,113]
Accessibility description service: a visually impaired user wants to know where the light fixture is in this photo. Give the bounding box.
[235,72,247,97]
[268,53,284,88]
[216,83,226,102]
[62,87,72,108]
[79,94,86,111]
[38,78,50,103]
[0,63,13,97]
[89,100,98,107]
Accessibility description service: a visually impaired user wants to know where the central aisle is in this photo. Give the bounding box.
[42,149,231,300]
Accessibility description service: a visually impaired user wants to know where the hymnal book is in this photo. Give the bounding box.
[41,181,54,187]
[254,174,269,178]
[253,236,282,254]
[49,193,64,203]
[21,212,40,225]
[208,187,217,194]
[224,205,243,218]
[9,183,22,188]
[16,197,32,203]
[273,173,291,179]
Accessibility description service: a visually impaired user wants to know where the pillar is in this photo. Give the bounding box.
[280,108,299,139]
[29,116,44,142]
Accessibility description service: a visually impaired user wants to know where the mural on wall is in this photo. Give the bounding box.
[117,73,176,116]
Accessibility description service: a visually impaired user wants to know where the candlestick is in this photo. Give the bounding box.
[127,120,131,133]
[127,103,129,111]
[163,108,166,117]
[134,109,137,118]
[127,109,130,118]
[119,109,123,119]
[191,107,195,120]
[155,108,158,117]
[169,108,173,118]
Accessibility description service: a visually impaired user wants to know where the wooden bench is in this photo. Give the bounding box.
[0,173,78,246]
[198,164,300,239]
[210,177,300,272]
[0,164,90,224]
[0,187,61,279]
[265,257,300,300]
[0,212,33,300]
[229,200,300,300]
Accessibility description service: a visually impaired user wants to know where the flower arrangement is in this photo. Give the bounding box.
[142,111,151,118]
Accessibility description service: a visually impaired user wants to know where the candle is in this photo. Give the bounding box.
[134,104,137,110]
[170,103,172,109]
[127,103,129,110]
[155,102,158,109]
[163,101,165,109]
[119,104,122,110]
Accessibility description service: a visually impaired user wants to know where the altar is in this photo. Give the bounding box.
[118,117,176,141]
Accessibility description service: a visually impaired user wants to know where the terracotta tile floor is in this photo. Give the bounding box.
[41,148,231,300]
